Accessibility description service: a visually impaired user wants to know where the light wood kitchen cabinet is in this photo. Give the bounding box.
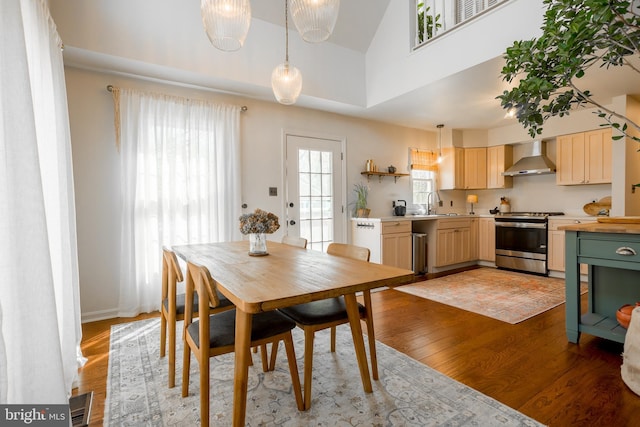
[556,129,612,185]
[487,145,513,189]
[381,221,412,270]
[439,146,465,190]
[463,147,487,189]
[478,217,496,262]
[434,218,472,267]
[548,218,596,273]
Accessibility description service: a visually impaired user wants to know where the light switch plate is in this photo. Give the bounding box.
[269,187,277,196]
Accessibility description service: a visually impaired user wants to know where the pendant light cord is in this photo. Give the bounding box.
[285,0,289,63]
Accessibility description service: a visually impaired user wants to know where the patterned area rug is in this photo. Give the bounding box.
[105,318,543,426]
[396,268,586,324]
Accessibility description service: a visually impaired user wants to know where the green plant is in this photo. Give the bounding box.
[417,2,442,43]
[352,183,369,212]
[497,0,640,145]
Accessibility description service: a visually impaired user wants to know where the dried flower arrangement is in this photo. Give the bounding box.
[239,209,280,235]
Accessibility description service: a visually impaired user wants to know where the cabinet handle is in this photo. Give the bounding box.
[616,247,637,256]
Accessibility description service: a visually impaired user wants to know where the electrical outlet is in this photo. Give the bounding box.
[269,187,277,196]
[439,201,443,207]
[450,201,453,207]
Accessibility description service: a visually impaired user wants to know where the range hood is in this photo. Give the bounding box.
[502,140,556,176]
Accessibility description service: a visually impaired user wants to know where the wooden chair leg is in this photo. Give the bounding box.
[303,328,315,410]
[330,326,337,353]
[260,344,269,372]
[160,312,167,358]
[181,340,191,398]
[199,349,210,427]
[269,340,279,371]
[283,333,304,411]
[168,315,177,388]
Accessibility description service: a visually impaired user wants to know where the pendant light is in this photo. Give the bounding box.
[272,0,303,105]
[290,0,340,43]
[201,0,251,52]
[436,124,444,164]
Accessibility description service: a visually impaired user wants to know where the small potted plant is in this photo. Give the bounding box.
[353,183,370,218]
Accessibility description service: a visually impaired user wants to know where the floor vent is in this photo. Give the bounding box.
[69,391,93,427]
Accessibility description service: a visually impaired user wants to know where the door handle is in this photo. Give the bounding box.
[289,220,296,225]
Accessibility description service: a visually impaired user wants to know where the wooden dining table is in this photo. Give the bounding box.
[172,240,414,426]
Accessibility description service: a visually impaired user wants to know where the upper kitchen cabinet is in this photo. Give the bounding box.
[463,147,487,190]
[487,145,513,189]
[439,146,465,190]
[556,129,612,185]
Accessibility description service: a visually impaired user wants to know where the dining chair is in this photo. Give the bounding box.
[277,242,376,410]
[182,261,304,426]
[160,247,235,388]
[281,235,308,248]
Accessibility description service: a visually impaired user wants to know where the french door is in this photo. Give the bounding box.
[285,132,345,252]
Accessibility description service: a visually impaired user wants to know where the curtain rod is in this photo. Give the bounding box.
[106,85,248,111]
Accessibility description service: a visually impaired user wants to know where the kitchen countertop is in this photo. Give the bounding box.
[352,214,488,222]
[559,222,640,234]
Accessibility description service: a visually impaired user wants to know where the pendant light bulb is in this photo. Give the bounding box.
[290,0,340,43]
[201,0,252,52]
[272,0,303,105]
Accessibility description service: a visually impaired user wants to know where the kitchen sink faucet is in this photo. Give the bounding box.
[427,191,441,215]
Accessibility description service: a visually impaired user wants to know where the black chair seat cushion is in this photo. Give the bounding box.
[163,291,232,315]
[278,297,365,326]
[187,309,296,349]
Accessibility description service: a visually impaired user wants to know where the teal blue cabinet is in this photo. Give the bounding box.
[565,229,640,344]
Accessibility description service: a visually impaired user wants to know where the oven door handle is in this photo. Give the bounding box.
[494,221,547,229]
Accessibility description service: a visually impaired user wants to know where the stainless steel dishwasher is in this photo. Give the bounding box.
[412,233,427,274]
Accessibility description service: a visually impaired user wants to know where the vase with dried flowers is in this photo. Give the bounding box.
[239,208,280,256]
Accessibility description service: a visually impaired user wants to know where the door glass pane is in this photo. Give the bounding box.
[298,148,334,251]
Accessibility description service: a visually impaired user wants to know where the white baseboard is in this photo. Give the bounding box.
[81,308,120,323]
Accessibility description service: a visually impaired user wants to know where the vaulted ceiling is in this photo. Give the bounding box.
[50,0,640,132]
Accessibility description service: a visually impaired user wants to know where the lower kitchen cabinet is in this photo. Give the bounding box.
[381,221,412,270]
[478,217,495,262]
[548,218,596,273]
[434,218,473,267]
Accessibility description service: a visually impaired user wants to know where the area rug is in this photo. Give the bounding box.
[105,318,543,426]
[395,268,586,324]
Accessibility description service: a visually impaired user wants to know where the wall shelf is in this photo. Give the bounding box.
[361,171,409,183]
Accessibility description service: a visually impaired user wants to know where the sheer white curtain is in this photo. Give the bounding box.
[117,89,242,316]
[0,0,84,403]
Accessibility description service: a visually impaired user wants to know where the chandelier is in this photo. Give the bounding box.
[201,0,252,52]
[271,0,303,105]
[290,0,341,43]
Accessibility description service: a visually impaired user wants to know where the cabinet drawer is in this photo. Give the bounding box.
[381,221,412,234]
[437,218,471,230]
[579,238,640,263]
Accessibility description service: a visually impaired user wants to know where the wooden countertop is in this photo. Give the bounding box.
[559,222,640,234]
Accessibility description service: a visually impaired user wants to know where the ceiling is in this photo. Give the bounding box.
[55,0,640,132]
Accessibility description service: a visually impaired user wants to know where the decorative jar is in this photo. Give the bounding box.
[249,233,268,256]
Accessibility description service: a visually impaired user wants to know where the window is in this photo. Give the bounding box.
[412,169,435,206]
[409,148,437,206]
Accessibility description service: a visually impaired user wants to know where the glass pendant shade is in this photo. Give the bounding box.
[201,0,251,52]
[271,62,303,105]
[290,0,340,43]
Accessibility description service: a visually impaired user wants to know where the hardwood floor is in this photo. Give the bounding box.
[73,286,640,426]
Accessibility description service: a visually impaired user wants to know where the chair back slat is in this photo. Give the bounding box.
[282,235,308,248]
[327,243,370,262]
[187,261,221,308]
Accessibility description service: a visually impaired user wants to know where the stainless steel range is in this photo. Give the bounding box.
[495,212,564,275]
